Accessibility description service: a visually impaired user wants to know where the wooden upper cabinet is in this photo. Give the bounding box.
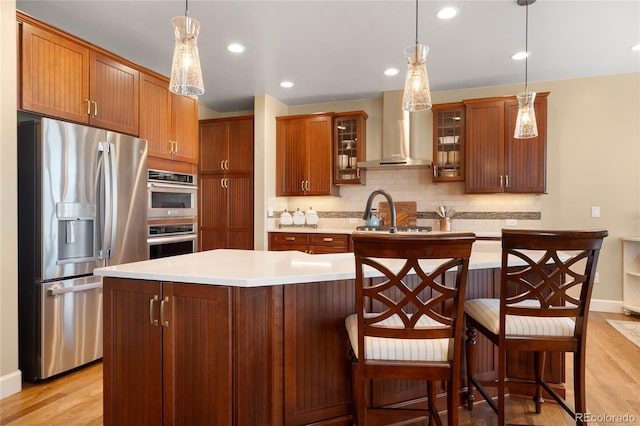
[465,100,506,193]
[89,51,139,135]
[170,92,199,164]
[200,116,254,174]
[276,114,337,196]
[334,111,367,185]
[276,117,308,196]
[19,18,139,135]
[140,73,199,165]
[504,96,548,193]
[464,93,548,194]
[140,72,172,161]
[19,20,90,124]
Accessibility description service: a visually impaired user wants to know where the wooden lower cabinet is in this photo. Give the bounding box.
[103,268,564,425]
[269,232,351,254]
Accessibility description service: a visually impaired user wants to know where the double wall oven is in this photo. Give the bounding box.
[147,170,198,259]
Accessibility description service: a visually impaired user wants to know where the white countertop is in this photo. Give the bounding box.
[269,227,502,239]
[95,240,505,287]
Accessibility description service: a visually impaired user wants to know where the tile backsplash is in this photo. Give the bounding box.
[270,169,543,233]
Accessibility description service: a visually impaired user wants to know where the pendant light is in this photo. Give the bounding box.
[169,0,205,96]
[402,0,432,112]
[513,0,537,139]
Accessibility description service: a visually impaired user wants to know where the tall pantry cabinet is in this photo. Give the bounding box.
[199,116,254,250]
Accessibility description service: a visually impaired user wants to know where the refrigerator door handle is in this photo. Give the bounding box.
[47,281,102,296]
[102,142,118,260]
[97,142,107,260]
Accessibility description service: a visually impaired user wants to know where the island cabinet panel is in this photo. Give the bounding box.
[283,279,355,425]
[162,283,233,425]
[103,278,163,426]
[104,278,235,425]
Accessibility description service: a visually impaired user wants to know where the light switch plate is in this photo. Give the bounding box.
[349,218,358,224]
[591,206,600,218]
[506,219,518,226]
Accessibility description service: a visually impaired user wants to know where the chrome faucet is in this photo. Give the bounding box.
[362,189,397,233]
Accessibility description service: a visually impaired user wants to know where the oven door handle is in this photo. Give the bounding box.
[147,182,198,190]
[147,234,197,245]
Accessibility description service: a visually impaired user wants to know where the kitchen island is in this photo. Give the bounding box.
[96,241,564,425]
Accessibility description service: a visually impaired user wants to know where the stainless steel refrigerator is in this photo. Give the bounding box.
[18,117,148,381]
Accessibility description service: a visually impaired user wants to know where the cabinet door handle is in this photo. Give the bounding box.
[220,160,225,170]
[356,168,360,178]
[323,237,334,242]
[149,295,159,326]
[301,181,305,192]
[499,175,504,187]
[225,160,229,170]
[91,101,98,117]
[84,99,91,116]
[220,178,225,188]
[305,180,310,191]
[173,140,178,154]
[225,178,229,189]
[160,296,170,328]
[505,175,509,188]
[285,236,296,241]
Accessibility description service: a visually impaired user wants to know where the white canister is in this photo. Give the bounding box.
[305,207,319,226]
[292,208,305,225]
[280,209,293,226]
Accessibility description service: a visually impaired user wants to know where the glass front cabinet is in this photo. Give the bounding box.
[333,111,367,185]
[432,103,465,182]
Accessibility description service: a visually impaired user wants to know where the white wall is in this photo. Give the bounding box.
[1,0,21,399]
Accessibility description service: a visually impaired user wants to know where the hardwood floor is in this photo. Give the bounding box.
[1,312,638,425]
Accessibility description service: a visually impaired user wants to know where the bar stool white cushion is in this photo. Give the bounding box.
[345,313,452,362]
[464,298,575,337]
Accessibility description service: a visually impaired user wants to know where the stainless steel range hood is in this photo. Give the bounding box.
[357,91,433,169]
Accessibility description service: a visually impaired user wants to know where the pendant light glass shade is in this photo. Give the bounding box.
[514,91,538,138]
[402,44,432,112]
[514,0,537,139]
[169,15,205,96]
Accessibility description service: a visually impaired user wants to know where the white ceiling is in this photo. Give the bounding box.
[16,0,640,112]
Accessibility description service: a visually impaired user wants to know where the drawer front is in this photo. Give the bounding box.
[308,233,349,248]
[270,233,309,247]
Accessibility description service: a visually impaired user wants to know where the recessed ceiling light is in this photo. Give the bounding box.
[280,81,294,88]
[437,7,459,20]
[384,68,399,76]
[511,51,530,60]
[632,43,640,51]
[227,43,245,53]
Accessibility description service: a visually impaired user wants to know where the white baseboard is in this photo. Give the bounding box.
[590,299,624,313]
[0,369,22,400]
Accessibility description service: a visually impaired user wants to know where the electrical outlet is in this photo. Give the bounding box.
[591,206,600,218]
[594,272,600,283]
[506,219,518,226]
[349,218,358,224]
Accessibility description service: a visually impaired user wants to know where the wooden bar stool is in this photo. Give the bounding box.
[346,232,476,425]
[464,229,608,425]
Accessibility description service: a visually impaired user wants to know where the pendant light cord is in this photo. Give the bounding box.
[415,0,419,46]
[524,1,529,92]
[185,0,189,17]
